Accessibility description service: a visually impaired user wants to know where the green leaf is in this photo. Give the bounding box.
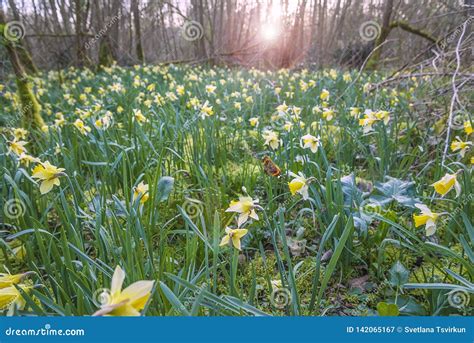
[156,176,174,202]
[377,302,399,316]
[372,176,420,208]
[389,261,409,287]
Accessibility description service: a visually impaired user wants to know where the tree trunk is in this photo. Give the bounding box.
[7,0,38,74]
[75,0,89,66]
[131,0,144,63]
[0,11,45,131]
[366,0,394,69]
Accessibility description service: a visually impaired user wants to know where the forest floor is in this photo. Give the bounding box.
[1,64,473,316]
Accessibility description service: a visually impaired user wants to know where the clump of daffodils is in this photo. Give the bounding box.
[358,109,391,133]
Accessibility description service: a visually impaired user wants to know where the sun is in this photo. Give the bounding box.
[261,23,279,42]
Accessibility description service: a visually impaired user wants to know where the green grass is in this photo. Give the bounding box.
[0,64,472,316]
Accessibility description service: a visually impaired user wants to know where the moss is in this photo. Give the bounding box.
[16,77,45,130]
[1,23,45,131]
[98,38,114,69]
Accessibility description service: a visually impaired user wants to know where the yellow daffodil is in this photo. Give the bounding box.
[450,137,472,157]
[322,108,335,121]
[263,130,281,150]
[359,110,378,133]
[54,113,66,127]
[93,266,154,316]
[205,84,216,94]
[320,89,330,100]
[0,285,30,315]
[288,172,309,200]
[375,110,390,125]
[31,161,66,194]
[249,117,259,127]
[200,101,214,118]
[13,128,28,140]
[133,181,149,204]
[0,272,29,289]
[464,121,472,135]
[176,85,185,96]
[343,72,352,82]
[133,109,148,124]
[413,204,440,236]
[219,227,248,250]
[284,121,293,131]
[225,196,259,227]
[300,134,321,153]
[292,106,302,116]
[432,172,461,197]
[18,153,40,166]
[73,119,92,135]
[276,102,288,115]
[7,139,27,156]
[349,107,360,118]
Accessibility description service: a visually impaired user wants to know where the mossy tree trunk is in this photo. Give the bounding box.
[366,0,438,70]
[366,0,394,70]
[7,0,38,74]
[0,14,45,131]
[98,36,114,69]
